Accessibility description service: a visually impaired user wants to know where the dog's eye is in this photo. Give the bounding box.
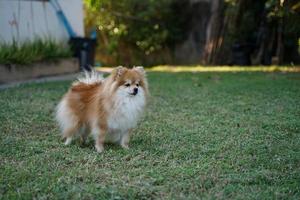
[125,83,130,87]
[136,83,139,87]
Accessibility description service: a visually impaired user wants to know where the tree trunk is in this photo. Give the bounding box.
[275,0,285,65]
[202,0,225,65]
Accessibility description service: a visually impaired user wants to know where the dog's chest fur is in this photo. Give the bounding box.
[105,91,145,142]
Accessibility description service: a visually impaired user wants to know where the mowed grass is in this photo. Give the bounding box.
[0,71,300,199]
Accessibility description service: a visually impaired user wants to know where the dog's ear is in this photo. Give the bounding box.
[133,66,145,76]
[111,66,126,80]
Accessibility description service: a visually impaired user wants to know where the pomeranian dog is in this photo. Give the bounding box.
[55,66,148,153]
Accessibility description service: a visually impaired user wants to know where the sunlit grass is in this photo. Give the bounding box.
[148,65,300,73]
[96,65,300,73]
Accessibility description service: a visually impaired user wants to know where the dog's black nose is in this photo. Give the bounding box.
[133,88,138,95]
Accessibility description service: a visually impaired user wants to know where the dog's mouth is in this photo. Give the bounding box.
[129,92,137,96]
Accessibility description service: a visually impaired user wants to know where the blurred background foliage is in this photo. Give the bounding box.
[84,0,300,66]
[0,39,72,65]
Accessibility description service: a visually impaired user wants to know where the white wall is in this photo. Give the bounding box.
[0,0,84,43]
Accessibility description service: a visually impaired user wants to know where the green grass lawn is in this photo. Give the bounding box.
[1,71,300,199]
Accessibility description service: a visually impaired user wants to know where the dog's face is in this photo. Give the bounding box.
[111,66,148,98]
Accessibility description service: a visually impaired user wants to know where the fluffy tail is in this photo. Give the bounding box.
[73,70,104,85]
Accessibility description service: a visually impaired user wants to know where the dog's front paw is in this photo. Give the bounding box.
[121,143,130,149]
[95,144,104,153]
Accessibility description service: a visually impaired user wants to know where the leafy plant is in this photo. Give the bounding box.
[0,39,72,65]
[84,0,190,65]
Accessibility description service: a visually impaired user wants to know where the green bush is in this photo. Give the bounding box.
[85,0,300,65]
[84,0,190,65]
[0,39,72,65]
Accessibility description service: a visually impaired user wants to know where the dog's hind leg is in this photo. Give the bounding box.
[80,125,90,145]
[65,137,73,146]
[56,99,80,145]
[62,125,79,145]
[92,123,107,153]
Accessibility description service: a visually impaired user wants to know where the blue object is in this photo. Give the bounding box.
[49,0,77,38]
[49,0,98,71]
[90,29,97,39]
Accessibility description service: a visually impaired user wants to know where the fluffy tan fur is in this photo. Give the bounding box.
[56,66,149,152]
